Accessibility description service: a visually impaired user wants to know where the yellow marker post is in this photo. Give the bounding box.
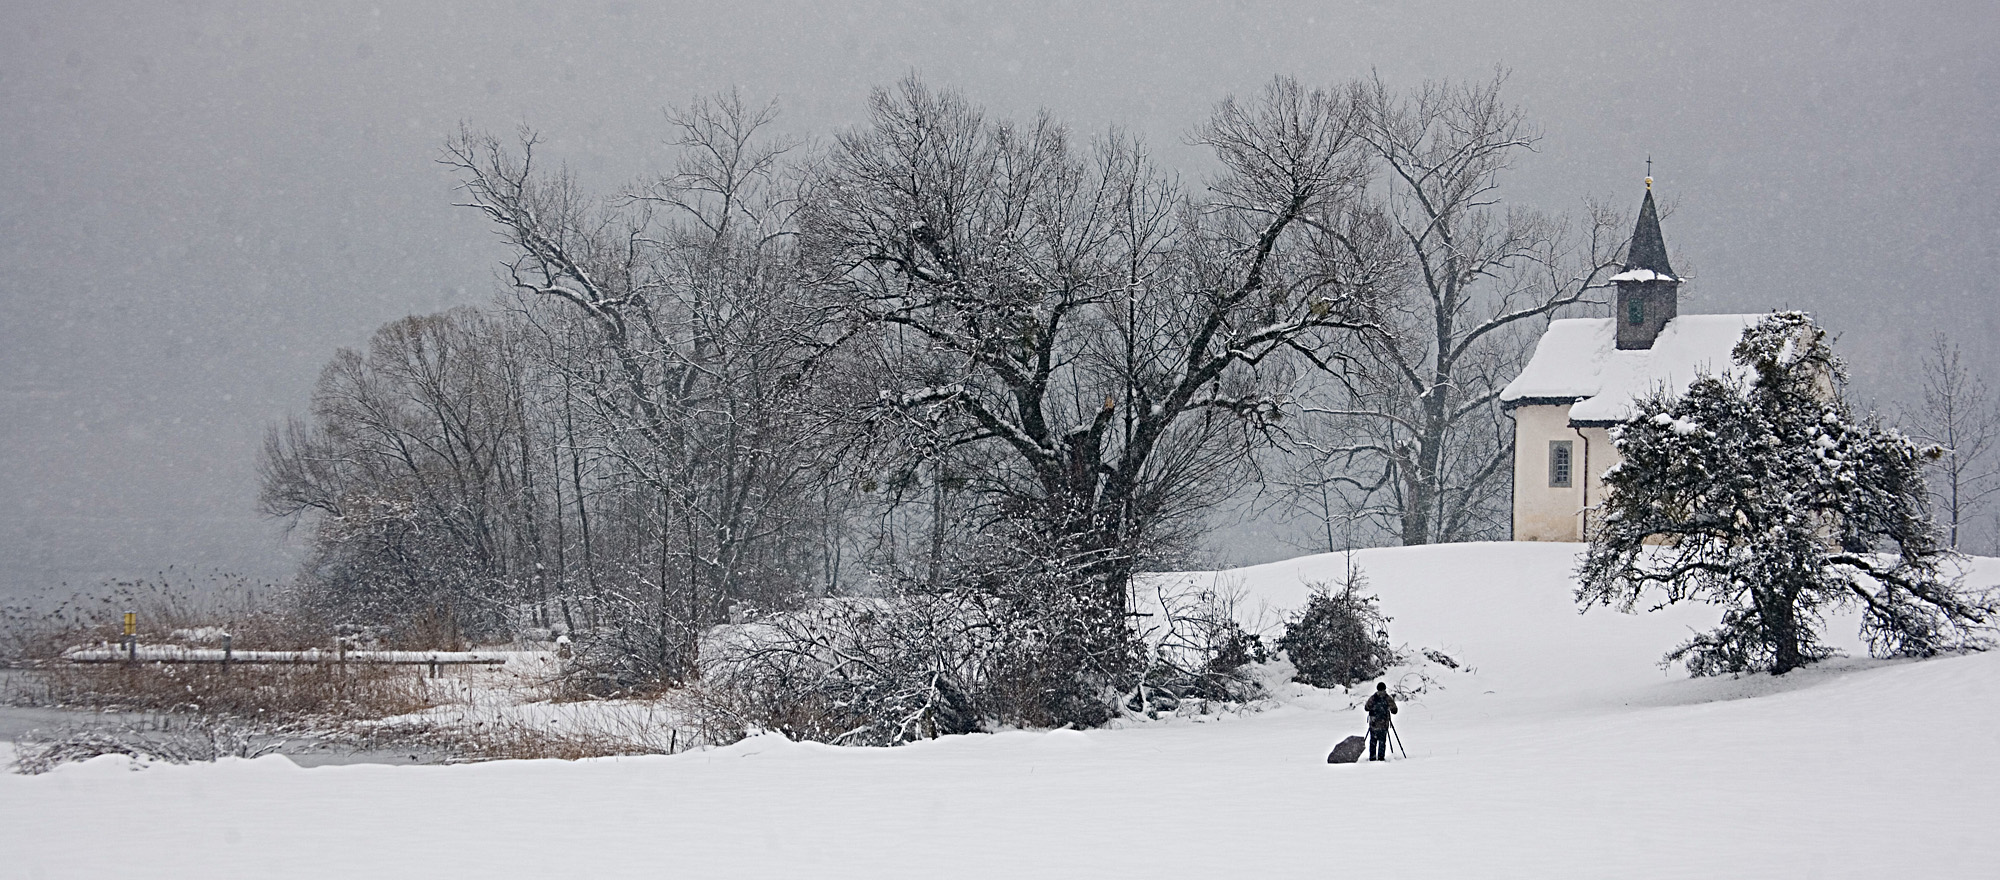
[123,611,136,637]
[123,611,136,662]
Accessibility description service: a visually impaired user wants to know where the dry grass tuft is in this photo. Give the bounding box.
[435,689,705,762]
[448,720,689,762]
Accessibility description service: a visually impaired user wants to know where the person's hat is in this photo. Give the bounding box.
[1376,682,1387,691]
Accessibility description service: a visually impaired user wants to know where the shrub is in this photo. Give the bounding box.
[693,592,991,746]
[1277,572,1398,689]
[1131,578,1272,712]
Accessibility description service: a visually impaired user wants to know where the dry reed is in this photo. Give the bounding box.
[23,660,438,722]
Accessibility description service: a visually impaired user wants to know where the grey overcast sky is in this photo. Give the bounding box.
[3,0,1996,597]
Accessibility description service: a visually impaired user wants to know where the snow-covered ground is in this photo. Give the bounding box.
[5,542,1997,878]
[355,653,701,752]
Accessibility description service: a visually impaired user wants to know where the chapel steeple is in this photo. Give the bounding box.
[1611,175,1681,349]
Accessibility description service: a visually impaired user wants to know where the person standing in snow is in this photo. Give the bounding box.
[1365,682,1397,761]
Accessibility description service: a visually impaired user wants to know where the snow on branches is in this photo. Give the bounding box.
[1578,312,1995,675]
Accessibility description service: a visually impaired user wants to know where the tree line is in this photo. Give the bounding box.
[258,74,1996,718]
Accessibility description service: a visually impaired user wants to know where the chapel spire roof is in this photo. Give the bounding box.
[1622,179,1676,280]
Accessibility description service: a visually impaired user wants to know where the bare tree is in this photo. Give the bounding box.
[796,76,1390,715]
[445,92,848,686]
[1906,334,2000,550]
[1278,74,1625,546]
[259,307,545,635]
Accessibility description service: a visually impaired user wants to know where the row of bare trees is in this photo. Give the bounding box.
[265,94,851,686]
[259,74,1638,712]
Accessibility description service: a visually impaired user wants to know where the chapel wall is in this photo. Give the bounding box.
[1512,404,1586,541]
[1512,406,1622,542]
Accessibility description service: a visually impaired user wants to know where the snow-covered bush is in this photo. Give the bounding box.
[691,524,1176,744]
[1131,579,1272,712]
[694,573,1275,744]
[693,593,992,747]
[978,560,1141,730]
[1275,569,1398,689]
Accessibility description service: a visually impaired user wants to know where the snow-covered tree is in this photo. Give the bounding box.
[1578,312,1995,675]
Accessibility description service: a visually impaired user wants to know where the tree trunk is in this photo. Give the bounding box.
[1763,584,1805,675]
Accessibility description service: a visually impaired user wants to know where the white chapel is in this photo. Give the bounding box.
[1499,180,1764,541]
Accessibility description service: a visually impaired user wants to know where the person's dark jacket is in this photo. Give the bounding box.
[1365,691,1397,731]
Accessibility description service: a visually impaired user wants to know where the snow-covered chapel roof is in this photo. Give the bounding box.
[1499,314,1764,425]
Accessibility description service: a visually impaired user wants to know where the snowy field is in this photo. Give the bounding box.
[4,542,1997,878]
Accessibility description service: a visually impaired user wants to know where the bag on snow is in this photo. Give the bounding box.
[1327,735,1368,764]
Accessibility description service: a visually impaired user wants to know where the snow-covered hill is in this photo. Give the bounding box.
[6,542,1997,878]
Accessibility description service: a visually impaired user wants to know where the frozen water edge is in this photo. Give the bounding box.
[0,680,452,768]
[1,653,696,768]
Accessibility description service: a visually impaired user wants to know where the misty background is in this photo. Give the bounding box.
[3,0,1995,601]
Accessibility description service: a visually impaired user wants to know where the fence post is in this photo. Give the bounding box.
[223,633,233,672]
[123,611,137,664]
